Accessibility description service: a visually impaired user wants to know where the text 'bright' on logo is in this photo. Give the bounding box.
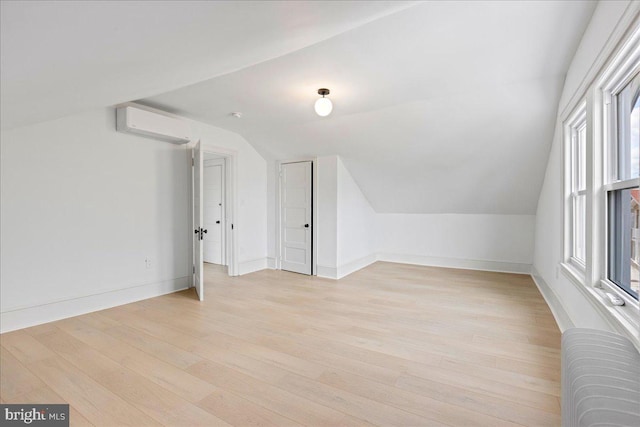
[1,404,69,426]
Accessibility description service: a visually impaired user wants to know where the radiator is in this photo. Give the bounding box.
[562,328,640,426]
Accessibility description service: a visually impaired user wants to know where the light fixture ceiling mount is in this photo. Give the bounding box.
[314,88,333,117]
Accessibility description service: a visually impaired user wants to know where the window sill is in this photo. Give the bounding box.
[560,262,585,287]
[560,262,640,349]
[594,280,640,341]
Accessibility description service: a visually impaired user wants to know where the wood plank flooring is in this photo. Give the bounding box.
[0,262,561,426]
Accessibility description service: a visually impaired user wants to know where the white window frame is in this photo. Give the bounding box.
[564,102,588,273]
[561,21,640,346]
[599,61,640,299]
[594,24,640,339]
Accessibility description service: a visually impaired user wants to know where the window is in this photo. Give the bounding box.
[560,23,640,344]
[606,72,639,299]
[565,104,587,269]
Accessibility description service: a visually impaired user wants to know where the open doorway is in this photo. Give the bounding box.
[191,141,238,301]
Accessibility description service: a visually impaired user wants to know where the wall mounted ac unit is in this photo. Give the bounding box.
[116,105,191,144]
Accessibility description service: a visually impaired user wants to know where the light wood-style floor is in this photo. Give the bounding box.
[1,262,561,426]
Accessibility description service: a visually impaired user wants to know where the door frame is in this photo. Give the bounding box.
[190,141,239,281]
[276,158,317,275]
[191,140,204,300]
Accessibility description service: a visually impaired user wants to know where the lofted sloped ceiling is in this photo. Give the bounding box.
[0,0,416,129]
[141,0,596,214]
[2,1,596,215]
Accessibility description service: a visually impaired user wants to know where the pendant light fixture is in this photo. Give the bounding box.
[314,88,332,117]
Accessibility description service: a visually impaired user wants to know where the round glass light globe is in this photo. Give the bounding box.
[314,97,333,117]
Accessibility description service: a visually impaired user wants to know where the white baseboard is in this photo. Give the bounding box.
[319,253,530,279]
[238,258,268,275]
[316,265,338,280]
[267,257,276,269]
[377,253,532,274]
[336,253,378,279]
[0,277,190,333]
[531,266,574,332]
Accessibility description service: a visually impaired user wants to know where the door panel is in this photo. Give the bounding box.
[281,161,312,275]
[192,141,204,301]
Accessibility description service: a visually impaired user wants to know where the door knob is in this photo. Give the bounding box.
[196,227,208,240]
[304,224,309,228]
[216,221,220,224]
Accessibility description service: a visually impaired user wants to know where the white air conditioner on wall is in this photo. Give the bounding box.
[116,105,192,144]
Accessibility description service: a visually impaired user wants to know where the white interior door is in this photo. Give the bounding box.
[203,159,225,265]
[192,141,204,300]
[280,161,312,275]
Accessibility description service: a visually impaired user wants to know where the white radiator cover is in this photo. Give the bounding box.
[562,328,640,427]
[116,105,191,144]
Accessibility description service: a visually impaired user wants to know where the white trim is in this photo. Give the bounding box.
[564,100,588,268]
[377,253,531,275]
[531,266,575,332]
[597,20,640,92]
[274,161,281,270]
[237,258,269,275]
[203,158,225,167]
[0,277,189,333]
[316,265,338,280]
[560,261,586,288]
[600,278,639,310]
[559,2,640,120]
[568,256,586,272]
[312,159,318,276]
[560,262,640,349]
[566,103,587,129]
[591,85,606,292]
[336,253,378,279]
[602,179,639,192]
[596,279,640,344]
[314,255,532,280]
[592,18,640,344]
[553,10,640,349]
[267,257,277,269]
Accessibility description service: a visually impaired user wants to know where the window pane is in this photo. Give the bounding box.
[577,125,586,191]
[632,188,640,296]
[616,74,639,180]
[632,95,639,179]
[574,194,586,262]
[608,187,640,299]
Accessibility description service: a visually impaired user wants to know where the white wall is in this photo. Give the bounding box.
[310,155,534,278]
[533,0,637,333]
[336,157,377,277]
[0,107,268,332]
[377,214,535,274]
[316,156,338,277]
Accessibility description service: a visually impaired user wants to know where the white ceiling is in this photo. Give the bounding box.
[2,1,596,215]
[142,1,596,214]
[0,0,415,129]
